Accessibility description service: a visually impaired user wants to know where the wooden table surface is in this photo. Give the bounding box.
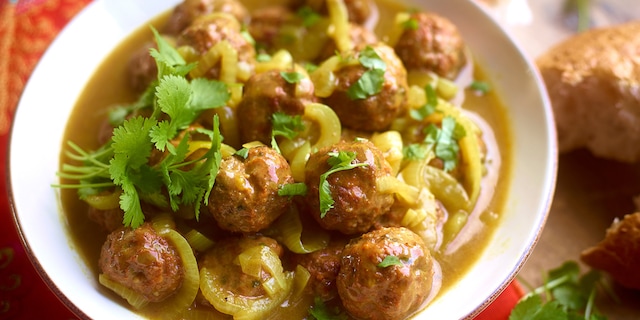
[518,150,640,319]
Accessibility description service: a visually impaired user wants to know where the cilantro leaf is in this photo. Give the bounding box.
[422,116,466,172]
[318,151,369,217]
[272,112,305,140]
[189,78,230,111]
[509,295,568,320]
[280,71,305,84]
[378,255,403,268]
[149,26,196,79]
[278,183,308,197]
[347,69,386,100]
[297,6,322,27]
[347,46,387,100]
[358,46,387,71]
[511,261,610,320]
[410,84,438,121]
[469,80,491,94]
[235,147,250,159]
[402,18,419,30]
[403,143,429,160]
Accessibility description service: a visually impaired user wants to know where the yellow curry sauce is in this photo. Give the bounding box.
[60,0,513,318]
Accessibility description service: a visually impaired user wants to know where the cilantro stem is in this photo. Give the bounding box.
[52,182,115,189]
[576,0,590,32]
[584,286,596,320]
[525,274,572,299]
[65,141,112,169]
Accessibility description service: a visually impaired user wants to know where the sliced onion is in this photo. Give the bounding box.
[83,189,121,210]
[98,274,150,309]
[264,207,329,254]
[152,229,200,319]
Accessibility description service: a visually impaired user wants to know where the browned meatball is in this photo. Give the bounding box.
[247,6,297,50]
[177,13,256,80]
[127,41,157,93]
[99,223,184,302]
[164,0,249,35]
[208,146,295,233]
[88,207,124,233]
[337,227,433,320]
[289,237,348,301]
[248,5,333,62]
[322,43,408,132]
[394,12,467,80]
[236,69,316,144]
[304,140,394,234]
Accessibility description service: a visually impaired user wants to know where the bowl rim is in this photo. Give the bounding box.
[6,0,558,319]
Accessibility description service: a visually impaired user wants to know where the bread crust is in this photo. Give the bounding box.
[581,212,640,289]
[536,22,640,162]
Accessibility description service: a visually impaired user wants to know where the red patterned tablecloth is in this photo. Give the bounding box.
[0,0,524,319]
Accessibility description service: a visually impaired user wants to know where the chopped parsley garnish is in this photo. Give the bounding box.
[318,151,369,217]
[511,261,611,320]
[278,183,308,197]
[402,18,419,30]
[402,143,429,160]
[303,62,319,73]
[271,112,305,140]
[55,26,229,228]
[235,147,250,159]
[280,71,305,84]
[378,255,403,268]
[256,53,272,62]
[297,6,322,27]
[410,84,438,121]
[424,116,466,171]
[469,80,491,94]
[309,297,349,320]
[347,46,387,100]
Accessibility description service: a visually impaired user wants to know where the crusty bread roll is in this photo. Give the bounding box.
[581,212,640,289]
[536,22,640,163]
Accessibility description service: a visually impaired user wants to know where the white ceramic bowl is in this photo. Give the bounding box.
[8,0,557,319]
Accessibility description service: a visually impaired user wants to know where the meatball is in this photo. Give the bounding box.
[394,12,467,80]
[177,12,256,80]
[247,5,331,62]
[207,146,295,233]
[289,237,348,301]
[247,6,297,51]
[304,140,394,234]
[337,227,433,320]
[99,223,184,302]
[164,0,249,35]
[322,43,408,132]
[88,207,124,233]
[237,69,316,144]
[127,41,157,93]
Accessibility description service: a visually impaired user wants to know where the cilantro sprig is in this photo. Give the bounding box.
[410,84,438,121]
[55,26,229,228]
[425,116,466,171]
[511,261,612,320]
[347,46,387,100]
[378,255,404,268]
[318,151,369,217]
